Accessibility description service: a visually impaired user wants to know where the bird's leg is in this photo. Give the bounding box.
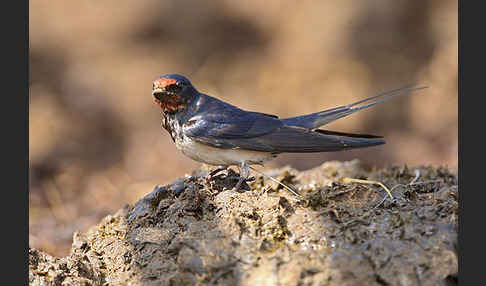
[234,162,254,192]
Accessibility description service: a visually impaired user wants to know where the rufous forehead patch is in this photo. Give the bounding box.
[153,78,177,89]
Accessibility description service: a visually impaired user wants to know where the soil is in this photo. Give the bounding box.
[29,160,458,286]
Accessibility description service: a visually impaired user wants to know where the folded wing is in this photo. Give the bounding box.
[184,115,385,153]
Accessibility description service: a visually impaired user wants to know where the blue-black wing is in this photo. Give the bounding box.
[185,120,384,153]
[183,94,385,153]
[183,110,284,148]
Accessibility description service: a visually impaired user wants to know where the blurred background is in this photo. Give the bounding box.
[29,0,457,256]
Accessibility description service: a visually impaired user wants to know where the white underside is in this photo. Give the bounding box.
[175,136,275,166]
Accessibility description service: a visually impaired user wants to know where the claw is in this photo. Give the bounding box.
[233,162,252,192]
[205,166,229,186]
[207,166,228,178]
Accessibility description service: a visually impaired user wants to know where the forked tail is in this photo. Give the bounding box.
[281,85,428,129]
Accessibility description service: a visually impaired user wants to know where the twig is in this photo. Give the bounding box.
[410,169,421,185]
[340,170,424,228]
[341,177,393,198]
[249,166,301,197]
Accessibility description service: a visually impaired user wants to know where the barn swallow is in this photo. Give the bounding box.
[152,74,427,192]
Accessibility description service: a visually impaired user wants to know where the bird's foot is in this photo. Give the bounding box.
[232,162,254,192]
[232,176,255,193]
[208,166,229,178]
[205,166,229,184]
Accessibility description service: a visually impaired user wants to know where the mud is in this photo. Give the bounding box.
[29,160,458,285]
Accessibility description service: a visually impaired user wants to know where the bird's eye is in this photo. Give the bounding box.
[166,84,182,93]
[176,81,186,87]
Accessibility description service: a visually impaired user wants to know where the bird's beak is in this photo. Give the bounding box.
[152,88,164,96]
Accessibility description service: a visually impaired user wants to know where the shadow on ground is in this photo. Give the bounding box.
[29,160,458,285]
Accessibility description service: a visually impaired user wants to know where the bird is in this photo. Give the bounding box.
[152,74,427,194]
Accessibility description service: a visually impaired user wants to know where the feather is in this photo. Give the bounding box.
[281,85,428,129]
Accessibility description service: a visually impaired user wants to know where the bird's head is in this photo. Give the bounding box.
[152,74,197,114]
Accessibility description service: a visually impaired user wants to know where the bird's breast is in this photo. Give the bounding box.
[161,114,182,143]
[175,136,276,166]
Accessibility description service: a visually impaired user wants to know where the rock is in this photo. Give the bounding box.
[29,160,458,286]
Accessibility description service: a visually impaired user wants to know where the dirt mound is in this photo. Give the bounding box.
[29,160,458,285]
